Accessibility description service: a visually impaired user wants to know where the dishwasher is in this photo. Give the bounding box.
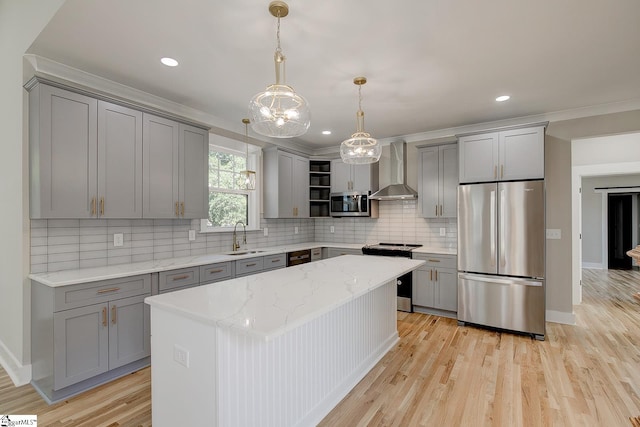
[287,249,311,266]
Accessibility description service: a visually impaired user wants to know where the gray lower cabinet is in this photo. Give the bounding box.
[412,254,458,316]
[326,248,362,258]
[31,275,151,403]
[235,257,265,277]
[158,262,235,293]
[263,253,286,271]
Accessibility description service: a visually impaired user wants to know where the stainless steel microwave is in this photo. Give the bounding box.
[330,192,378,218]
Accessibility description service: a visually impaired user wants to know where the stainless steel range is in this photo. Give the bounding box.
[362,243,423,312]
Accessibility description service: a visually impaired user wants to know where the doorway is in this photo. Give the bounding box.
[607,194,633,269]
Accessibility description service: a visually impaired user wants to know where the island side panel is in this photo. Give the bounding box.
[150,308,218,426]
[217,280,398,427]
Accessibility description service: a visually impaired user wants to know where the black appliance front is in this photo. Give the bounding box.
[361,243,419,313]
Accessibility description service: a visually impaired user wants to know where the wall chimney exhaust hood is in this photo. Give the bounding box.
[369,141,418,200]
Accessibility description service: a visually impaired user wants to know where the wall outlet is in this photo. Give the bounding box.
[173,344,190,368]
[294,226,299,234]
[546,229,562,239]
[330,226,335,233]
[188,230,196,241]
[264,227,269,237]
[113,233,123,247]
[439,228,446,237]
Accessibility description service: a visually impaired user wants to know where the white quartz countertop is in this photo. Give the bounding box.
[28,241,455,287]
[412,247,457,255]
[144,255,424,340]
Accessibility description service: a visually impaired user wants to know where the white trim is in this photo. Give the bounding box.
[0,339,31,386]
[582,262,603,269]
[546,310,576,325]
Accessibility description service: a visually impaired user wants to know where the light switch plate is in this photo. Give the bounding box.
[113,233,124,247]
[546,229,561,239]
[330,226,335,233]
[439,228,446,237]
[188,230,196,241]
[264,227,268,237]
[294,226,299,234]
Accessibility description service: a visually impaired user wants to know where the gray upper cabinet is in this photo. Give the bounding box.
[27,79,208,220]
[264,148,309,218]
[98,101,143,218]
[331,159,379,193]
[142,114,208,219]
[419,144,458,218]
[458,125,545,183]
[29,83,143,219]
[29,83,98,218]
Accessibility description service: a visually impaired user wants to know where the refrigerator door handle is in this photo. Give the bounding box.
[490,190,496,267]
[458,273,543,287]
[499,187,506,269]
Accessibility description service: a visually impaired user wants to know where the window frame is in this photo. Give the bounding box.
[200,139,261,233]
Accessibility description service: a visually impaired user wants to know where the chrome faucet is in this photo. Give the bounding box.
[232,221,247,251]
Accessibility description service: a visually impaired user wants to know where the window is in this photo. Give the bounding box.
[201,138,260,232]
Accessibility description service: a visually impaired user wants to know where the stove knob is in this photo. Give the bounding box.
[397,279,402,286]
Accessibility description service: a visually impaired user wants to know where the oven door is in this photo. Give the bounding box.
[330,192,369,217]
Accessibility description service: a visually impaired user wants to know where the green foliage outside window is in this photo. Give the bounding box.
[208,149,249,227]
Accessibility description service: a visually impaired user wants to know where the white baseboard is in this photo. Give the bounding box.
[546,309,576,325]
[0,339,32,386]
[582,262,603,269]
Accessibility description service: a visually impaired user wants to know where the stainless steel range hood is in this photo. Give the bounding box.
[369,141,418,200]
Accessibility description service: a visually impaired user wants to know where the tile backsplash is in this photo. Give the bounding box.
[30,200,455,273]
[314,200,457,247]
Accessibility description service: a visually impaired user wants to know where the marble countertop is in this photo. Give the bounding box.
[144,255,425,340]
[412,247,457,256]
[28,241,455,287]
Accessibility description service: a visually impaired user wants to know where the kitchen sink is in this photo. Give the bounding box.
[225,250,265,256]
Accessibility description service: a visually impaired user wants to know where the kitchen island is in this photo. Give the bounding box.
[145,255,424,427]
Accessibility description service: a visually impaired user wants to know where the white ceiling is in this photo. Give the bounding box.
[27,0,640,152]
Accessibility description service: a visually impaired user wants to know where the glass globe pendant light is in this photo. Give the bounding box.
[249,1,310,138]
[340,77,381,164]
[239,118,256,190]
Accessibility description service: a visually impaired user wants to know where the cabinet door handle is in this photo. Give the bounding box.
[175,202,179,217]
[435,205,438,216]
[428,259,440,263]
[172,274,190,281]
[440,205,443,216]
[102,307,107,327]
[209,269,223,274]
[494,165,497,179]
[501,164,504,179]
[246,263,257,267]
[97,287,120,294]
[435,270,438,281]
[100,197,104,216]
[111,305,117,325]
[181,202,185,217]
[430,269,433,281]
[271,258,281,263]
[91,197,96,216]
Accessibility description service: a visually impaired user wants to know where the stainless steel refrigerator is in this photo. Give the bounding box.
[457,180,545,340]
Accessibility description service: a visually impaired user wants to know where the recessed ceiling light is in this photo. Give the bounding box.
[322,130,332,135]
[161,57,179,67]
[496,95,510,102]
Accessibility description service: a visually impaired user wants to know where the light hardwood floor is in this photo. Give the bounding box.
[1,269,639,426]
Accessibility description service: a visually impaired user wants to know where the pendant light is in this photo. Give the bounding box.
[239,118,256,190]
[249,1,310,138]
[340,77,381,164]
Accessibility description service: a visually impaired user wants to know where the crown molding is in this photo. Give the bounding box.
[23,54,314,155]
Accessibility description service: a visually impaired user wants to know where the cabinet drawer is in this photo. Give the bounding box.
[235,257,264,277]
[54,275,151,312]
[199,262,233,284]
[159,267,200,292]
[310,247,322,261]
[263,254,286,270]
[413,254,457,270]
